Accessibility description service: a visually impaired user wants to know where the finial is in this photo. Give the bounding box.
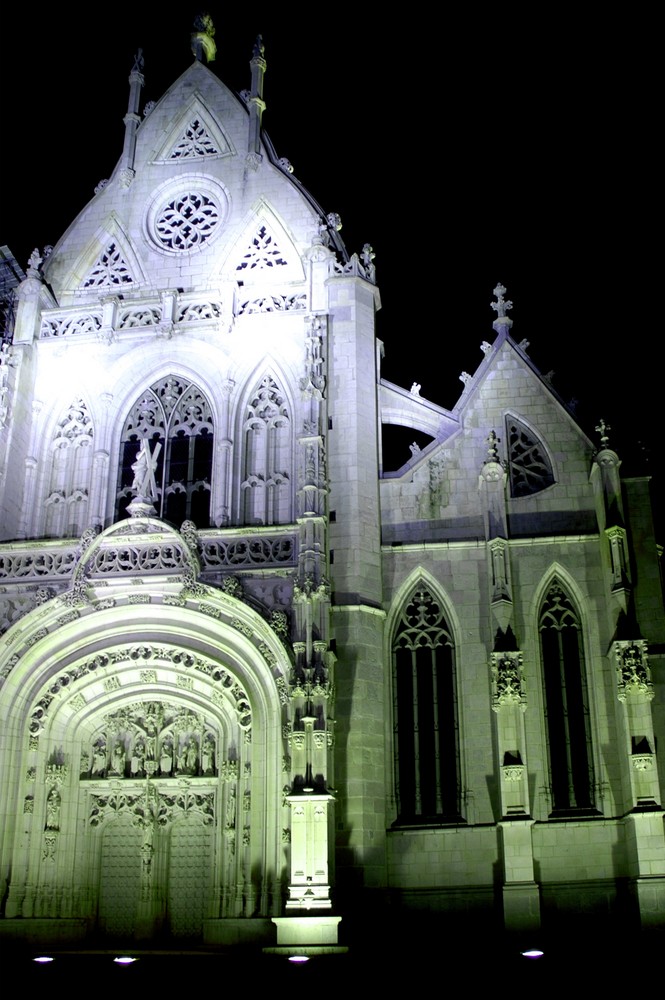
[486,430,500,463]
[491,282,513,333]
[361,243,376,282]
[191,12,216,63]
[253,34,265,59]
[27,248,42,274]
[132,48,144,74]
[595,418,611,448]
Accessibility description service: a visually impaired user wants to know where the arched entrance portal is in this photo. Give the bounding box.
[0,519,289,946]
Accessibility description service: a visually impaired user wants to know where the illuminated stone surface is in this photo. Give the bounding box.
[0,24,664,959]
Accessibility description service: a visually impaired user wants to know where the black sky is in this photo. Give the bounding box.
[0,7,660,492]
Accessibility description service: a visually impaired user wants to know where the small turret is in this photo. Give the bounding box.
[247,35,266,161]
[119,49,145,187]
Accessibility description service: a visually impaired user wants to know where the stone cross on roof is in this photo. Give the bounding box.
[491,283,513,333]
[491,283,513,318]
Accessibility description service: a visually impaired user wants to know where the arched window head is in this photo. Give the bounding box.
[392,587,461,823]
[506,415,554,497]
[116,377,213,526]
[539,581,595,814]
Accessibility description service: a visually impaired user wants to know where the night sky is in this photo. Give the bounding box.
[1,7,660,498]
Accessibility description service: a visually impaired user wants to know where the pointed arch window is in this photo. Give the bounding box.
[45,398,94,537]
[539,582,595,813]
[506,415,554,497]
[240,375,291,525]
[116,377,213,526]
[392,587,461,823]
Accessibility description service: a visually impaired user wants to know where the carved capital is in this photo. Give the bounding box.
[490,651,526,710]
[614,639,652,701]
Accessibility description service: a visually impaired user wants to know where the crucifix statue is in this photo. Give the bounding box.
[131,438,161,500]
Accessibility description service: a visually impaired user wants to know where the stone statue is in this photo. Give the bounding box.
[201,735,215,775]
[92,741,107,776]
[160,738,173,775]
[45,788,61,830]
[111,743,125,775]
[131,438,161,498]
[131,742,145,776]
[186,738,198,773]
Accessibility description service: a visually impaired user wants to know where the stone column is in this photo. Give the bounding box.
[613,639,665,927]
[490,649,541,933]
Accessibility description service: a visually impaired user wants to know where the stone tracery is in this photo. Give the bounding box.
[154,191,221,251]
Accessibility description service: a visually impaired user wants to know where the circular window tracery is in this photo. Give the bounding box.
[145,178,229,255]
[154,191,220,251]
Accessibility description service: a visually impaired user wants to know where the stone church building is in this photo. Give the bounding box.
[0,22,663,957]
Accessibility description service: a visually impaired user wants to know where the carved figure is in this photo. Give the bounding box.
[45,788,61,830]
[27,248,42,272]
[186,738,198,773]
[92,741,107,776]
[131,742,145,776]
[201,735,215,775]
[111,744,125,775]
[160,738,173,775]
[130,438,161,498]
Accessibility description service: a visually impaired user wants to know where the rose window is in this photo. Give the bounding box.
[154,192,221,251]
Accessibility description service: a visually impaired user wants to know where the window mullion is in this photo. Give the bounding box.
[411,649,421,815]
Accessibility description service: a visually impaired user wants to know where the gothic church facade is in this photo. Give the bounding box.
[0,25,663,954]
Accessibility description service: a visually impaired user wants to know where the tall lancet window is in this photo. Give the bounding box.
[44,398,94,537]
[392,587,461,823]
[539,582,595,813]
[116,377,213,526]
[241,375,291,525]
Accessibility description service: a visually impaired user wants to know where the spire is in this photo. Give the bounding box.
[119,49,145,186]
[247,35,267,163]
[491,282,513,335]
[191,12,216,63]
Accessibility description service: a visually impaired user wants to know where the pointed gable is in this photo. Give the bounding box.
[82,241,134,289]
[65,215,146,295]
[224,204,305,284]
[152,95,235,162]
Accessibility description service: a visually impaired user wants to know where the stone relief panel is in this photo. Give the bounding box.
[416,458,448,519]
[82,701,218,780]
